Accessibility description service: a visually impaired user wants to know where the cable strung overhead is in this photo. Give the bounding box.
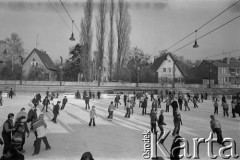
[166,0,240,51]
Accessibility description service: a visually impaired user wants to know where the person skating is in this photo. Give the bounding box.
[130,97,135,114]
[61,96,68,110]
[8,88,14,99]
[114,94,121,108]
[142,98,147,115]
[157,110,166,141]
[51,101,60,123]
[150,93,154,101]
[97,91,101,99]
[214,100,218,115]
[231,99,236,118]
[32,114,51,156]
[42,96,50,112]
[27,106,38,130]
[123,94,127,107]
[89,106,97,126]
[152,99,158,111]
[125,100,131,118]
[222,100,229,117]
[164,96,171,112]
[150,109,157,134]
[12,116,29,153]
[0,91,2,106]
[178,95,183,111]
[31,95,39,107]
[183,98,190,111]
[210,115,224,145]
[200,93,204,103]
[171,100,178,117]
[157,96,161,108]
[108,102,115,120]
[85,95,90,109]
[172,109,183,136]
[2,113,15,154]
[193,96,198,108]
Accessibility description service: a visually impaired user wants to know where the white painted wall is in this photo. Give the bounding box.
[156,54,183,79]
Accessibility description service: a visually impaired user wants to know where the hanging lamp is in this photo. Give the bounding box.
[69,20,75,41]
[193,30,199,48]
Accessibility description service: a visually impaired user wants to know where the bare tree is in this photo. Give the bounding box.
[80,0,93,81]
[96,0,108,82]
[116,0,131,81]
[108,0,115,81]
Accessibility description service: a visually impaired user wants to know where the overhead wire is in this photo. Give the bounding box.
[171,15,240,54]
[47,0,71,31]
[166,0,240,51]
[59,0,81,34]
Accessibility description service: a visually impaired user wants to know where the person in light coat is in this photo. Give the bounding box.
[89,106,97,126]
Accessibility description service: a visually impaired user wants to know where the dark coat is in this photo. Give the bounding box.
[53,104,60,115]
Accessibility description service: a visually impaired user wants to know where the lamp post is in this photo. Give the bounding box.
[60,56,63,86]
[137,66,140,87]
[98,66,102,87]
[19,55,23,85]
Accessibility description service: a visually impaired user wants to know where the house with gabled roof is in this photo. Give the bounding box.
[22,48,57,80]
[196,58,240,85]
[152,53,186,84]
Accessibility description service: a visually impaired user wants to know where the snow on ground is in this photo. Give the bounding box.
[0,94,239,160]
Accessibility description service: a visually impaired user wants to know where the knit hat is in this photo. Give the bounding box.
[8,113,14,119]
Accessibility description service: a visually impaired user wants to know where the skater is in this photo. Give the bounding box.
[231,99,236,118]
[114,94,121,108]
[85,95,90,109]
[97,91,101,99]
[12,116,29,153]
[2,113,14,154]
[36,93,42,103]
[130,97,135,114]
[139,95,144,108]
[8,88,14,99]
[150,108,157,134]
[51,101,60,123]
[210,115,223,145]
[184,98,190,111]
[32,114,51,156]
[178,95,183,111]
[186,93,191,102]
[124,100,131,118]
[172,110,183,136]
[92,92,95,101]
[157,96,161,108]
[152,99,158,111]
[108,102,115,120]
[142,98,147,115]
[157,110,166,141]
[89,106,97,126]
[61,96,68,110]
[214,100,218,115]
[164,96,171,112]
[27,106,38,130]
[222,100,229,117]
[171,99,178,117]
[124,94,127,107]
[32,95,39,107]
[193,96,198,108]
[42,96,50,112]
[150,93,154,101]
[200,93,204,102]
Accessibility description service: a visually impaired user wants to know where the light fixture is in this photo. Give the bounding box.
[69,20,75,41]
[193,30,199,48]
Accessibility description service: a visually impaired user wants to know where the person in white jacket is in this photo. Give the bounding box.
[32,114,51,156]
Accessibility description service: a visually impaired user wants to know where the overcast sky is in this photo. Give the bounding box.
[0,0,239,63]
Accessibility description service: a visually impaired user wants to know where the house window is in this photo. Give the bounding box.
[163,68,166,72]
[168,60,171,63]
[168,68,171,73]
[31,58,38,67]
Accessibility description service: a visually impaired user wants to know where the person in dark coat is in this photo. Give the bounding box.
[123,94,127,106]
[178,95,183,111]
[12,116,29,152]
[8,88,14,99]
[142,98,147,115]
[32,95,39,107]
[61,96,68,110]
[36,93,42,103]
[42,96,50,112]
[157,110,166,141]
[172,110,183,136]
[171,100,178,117]
[150,109,157,134]
[85,95,90,109]
[2,113,15,154]
[97,91,101,99]
[27,106,38,130]
[170,135,183,160]
[51,101,60,123]
[0,144,24,160]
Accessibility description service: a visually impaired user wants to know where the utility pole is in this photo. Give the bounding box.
[60,56,63,86]
[172,61,176,88]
